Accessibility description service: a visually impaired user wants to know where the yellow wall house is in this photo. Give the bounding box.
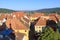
[6,17,29,40]
[34,18,46,32]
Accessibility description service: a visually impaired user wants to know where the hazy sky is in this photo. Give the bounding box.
[0,0,60,10]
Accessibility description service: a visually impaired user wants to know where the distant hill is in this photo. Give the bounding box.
[34,7,60,14]
[0,8,60,14]
[0,8,16,13]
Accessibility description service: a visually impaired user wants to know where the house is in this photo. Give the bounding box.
[34,18,46,32]
[57,15,60,22]
[5,12,30,40]
[29,13,45,21]
[49,16,58,23]
[6,17,29,40]
[11,11,29,23]
[0,14,7,26]
[41,16,50,20]
[48,13,58,16]
[6,14,13,19]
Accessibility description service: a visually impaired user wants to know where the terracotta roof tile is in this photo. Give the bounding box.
[49,16,57,22]
[5,19,11,28]
[48,13,58,16]
[57,15,60,20]
[12,12,27,18]
[0,14,6,20]
[35,18,46,26]
[11,18,28,30]
[30,13,45,17]
[6,18,28,30]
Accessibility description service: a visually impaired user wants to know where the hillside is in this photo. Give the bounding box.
[0,8,16,13]
[35,7,60,14]
[0,8,60,14]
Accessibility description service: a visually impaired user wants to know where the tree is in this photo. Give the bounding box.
[38,27,60,40]
[38,20,60,40]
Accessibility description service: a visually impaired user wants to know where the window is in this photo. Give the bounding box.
[25,30,26,32]
[39,27,40,28]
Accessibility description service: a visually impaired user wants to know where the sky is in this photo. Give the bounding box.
[0,0,60,10]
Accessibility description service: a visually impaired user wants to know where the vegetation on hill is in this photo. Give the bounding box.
[35,7,60,14]
[0,8,16,13]
[25,7,60,14]
[0,7,60,14]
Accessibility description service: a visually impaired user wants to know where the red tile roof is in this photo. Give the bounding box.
[57,15,60,20]
[35,18,46,26]
[6,15,13,19]
[48,13,58,16]
[12,12,27,18]
[49,16,57,22]
[30,13,45,17]
[5,19,11,28]
[6,18,28,30]
[0,14,6,20]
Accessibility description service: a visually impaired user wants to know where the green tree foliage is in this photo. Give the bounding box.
[38,27,60,40]
[0,8,16,13]
[57,21,60,26]
[34,8,60,14]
